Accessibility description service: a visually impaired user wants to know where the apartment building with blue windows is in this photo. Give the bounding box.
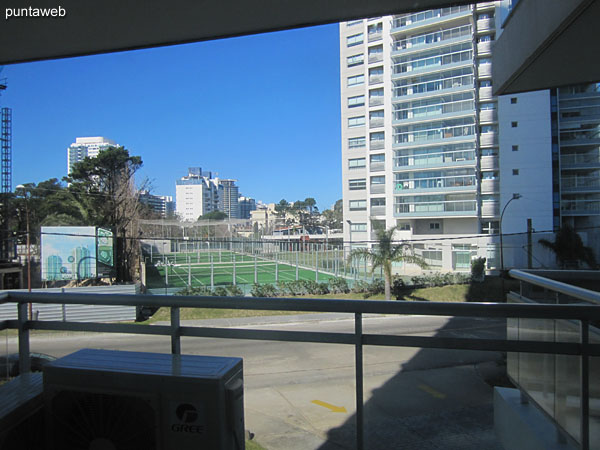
[340,2,510,272]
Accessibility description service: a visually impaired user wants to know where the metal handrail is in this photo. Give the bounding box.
[509,269,600,305]
[2,286,600,450]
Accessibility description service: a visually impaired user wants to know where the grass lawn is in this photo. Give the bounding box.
[246,439,267,450]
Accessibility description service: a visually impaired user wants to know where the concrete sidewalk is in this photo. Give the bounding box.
[245,361,504,450]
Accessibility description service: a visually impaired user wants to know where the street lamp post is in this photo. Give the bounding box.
[346,219,352,276]
[499,193,522,273]
[16,185,32,319]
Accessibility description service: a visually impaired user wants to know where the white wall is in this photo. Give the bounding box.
[498,90,554,235]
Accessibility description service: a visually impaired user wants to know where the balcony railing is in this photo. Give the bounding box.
[368,54,383,64]
[480,131,498,147]
[479,108,497,123]
[370,183,385,194]
[476,18,495,33]
[393,6,471,29]
[481,178,499,193]
[2,271,599,450]
[369,140,385,150]
[561,199,600,215]
[368,31,382,42]
[370,161,385,172]
[395,199,476,214]
[480,155,499,170]
[562,176,600,191]
[395,174,476,192]
[561,153,600,167]
[369,118,384,128]
[394,150,476,168]
[369,75,383,85]
[479,86,493,101]
[481,201,499,217]
[507,269,600,450]
[369,97,384,107]
[394,74,474,99]
[393,24,471,52]
[369,205,386,216]
[477,40,493,56]
[478,63,492,78]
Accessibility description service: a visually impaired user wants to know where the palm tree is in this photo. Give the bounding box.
[348,225,428,300]
[539,225,597,269]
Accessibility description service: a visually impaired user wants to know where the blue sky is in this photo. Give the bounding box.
[1,23,342,210]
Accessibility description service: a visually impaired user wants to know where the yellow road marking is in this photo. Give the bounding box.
[311,400,347,413]
[417,384,446,399]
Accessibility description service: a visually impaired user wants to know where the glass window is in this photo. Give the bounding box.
[429,222,440,230]
[350,222,367,232]
[348,137,366,148]
[397,221,411,231]
[370,110,384,119]
[371,176,385,185]
[371,197,386,206]
[349,178,366,190]
[347,33,364,47]
[347,20,363,26]
[348,95,365,108]
[370,154,385,163]
[369,66,384,76]
[370,131,384,141]
[349,158,366,169]
[348,74,365,87]
[347,54,364,67]
[348,116,365,127]
[349,200,367,210]
[370,88,384,97]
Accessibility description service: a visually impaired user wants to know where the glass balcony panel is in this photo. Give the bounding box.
[561,199,600,215]
[370,162,385,172]
[481,178,499,193]
[479,108,497,123]
[480,131,498,147]
[370,184,385,194]
[479,86,493,101]
[393,24,472,52]
[394,74,474,99]
[370,140,385,150]
[478,63,492,78]
[481,201,499,216]
[370,206,386,216]
[480,155,499,170]
[477,40,492,56]
[561,153,600,167]
[562,176,600,191]
[369,97,384,107]
[369,118,384,128]
[476,18,495,33]
[369,75,384,85]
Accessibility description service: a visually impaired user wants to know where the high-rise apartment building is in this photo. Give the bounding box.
[239,196,257,219]
[219,179,240,219]
[499,84,600,234]
[175,167,222,221]
[340,3,510,259]
[67,137,117,174]
[139,190,175,218]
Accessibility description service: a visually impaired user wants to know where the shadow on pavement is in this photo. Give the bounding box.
[317,314,508,450]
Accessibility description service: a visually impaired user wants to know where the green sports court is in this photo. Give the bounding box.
[144,249,350,290]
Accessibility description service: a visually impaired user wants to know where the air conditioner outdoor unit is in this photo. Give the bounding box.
[43,349,244,450]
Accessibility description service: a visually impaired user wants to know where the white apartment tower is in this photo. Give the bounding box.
[175,167,222,221]
[340,3,510,257]
[67,137,117,174]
